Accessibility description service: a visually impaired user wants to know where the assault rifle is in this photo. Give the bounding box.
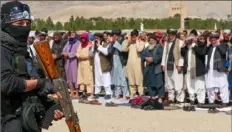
[33,41,81,132]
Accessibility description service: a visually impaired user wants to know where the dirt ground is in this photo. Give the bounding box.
[43,101,231,132]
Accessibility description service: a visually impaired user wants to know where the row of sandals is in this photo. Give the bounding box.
[77,94,232,115]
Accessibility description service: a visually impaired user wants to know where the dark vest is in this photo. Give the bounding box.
[181,43,206,77]
[166,39,181,71]
[110,41,128,66]
[205,43,228,73]
[99,42,112,72]
[51,39,67,67]
[146,44,162,74]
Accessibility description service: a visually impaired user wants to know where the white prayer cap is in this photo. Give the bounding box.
[167,29,177,34]
[185,34,195,41]
[28,31,35,38]
[49,32,54,37]
[39,31,48,36]
[223,29,231,34]
[209,32,220,39]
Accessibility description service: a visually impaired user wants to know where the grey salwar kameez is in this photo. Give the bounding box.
[110,41,129,97]
[141,44,164,97]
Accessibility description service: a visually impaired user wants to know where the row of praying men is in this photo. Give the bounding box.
[27,28,232,106]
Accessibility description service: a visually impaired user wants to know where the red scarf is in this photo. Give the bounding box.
[81,42,88,48]
[80,32,89,48]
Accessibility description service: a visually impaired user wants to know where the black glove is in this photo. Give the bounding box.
[35,78,54,96]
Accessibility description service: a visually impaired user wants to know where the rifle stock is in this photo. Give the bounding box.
[33,41,81,132]
[33,41,59,79]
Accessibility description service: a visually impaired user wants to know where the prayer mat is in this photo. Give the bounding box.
[185,105,232,114]
[140,98,164,110]
[105,101,118,107]
[163,106,182,110]
[197,104,222,109]
[88,100,101,105]
[75,97,131,107]
[208,108,220,114]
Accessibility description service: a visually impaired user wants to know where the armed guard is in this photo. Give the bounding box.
[1,1,63,132]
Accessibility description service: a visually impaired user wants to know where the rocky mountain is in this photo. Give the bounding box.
[2,1,232,22]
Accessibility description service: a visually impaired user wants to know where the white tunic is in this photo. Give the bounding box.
[94,45,111,87]
[30,45,37,57]
[205,46,228,88]
[161,40,184,68]
[49,40,54,49]
[28,44,37,61]
[161,40,185,102]
[186,43,206,103]
[144,42,150,67]
[187,44,193,71]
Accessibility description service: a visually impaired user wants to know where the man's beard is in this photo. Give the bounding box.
[223,39,229,43]
[212,43,218,46]
[168,38,175,42]
[197,40,205,46]
[54,39,61,43]
[104,38,108,42]
[28,41,34,45]
[148,44,155,50]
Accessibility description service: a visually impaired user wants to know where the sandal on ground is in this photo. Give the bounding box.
[79,94,88,100]
[89,100,101,105]
[208,108,220,114]
[183,106,196,111]
[78,98,89,104]
[105,101,118,107]
[163,106,181,110]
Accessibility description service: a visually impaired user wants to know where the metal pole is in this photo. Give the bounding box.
[180,0,185,29]
[231,1,232,20]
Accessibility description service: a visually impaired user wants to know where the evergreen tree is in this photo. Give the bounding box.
[54,22,63,31]
[69,15,75,30]
[36,18,46,30]
[32,16,232,30]
[45,17,54,30]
